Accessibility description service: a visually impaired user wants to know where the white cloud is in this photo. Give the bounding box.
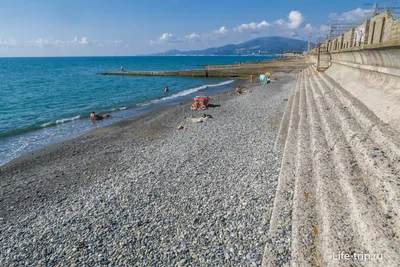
[319,24,330,33]
[287,11,304,29]
[32,37,90,47]
[111,40,122,45]
[292,23,323,41]
[34,38,52,46]
[204,26,229,40]
[159,33,175,41]
[229,11,304,38]
[76,37,88,45]
[329,12,338,20]
[0,37,18,46]
[230,10,303,36]
[185,32,202,42]
[214,26,228,35]
[26,37,129,49]
[94,40,125,47]
[329,8,370,23]
[233,20,270,33]
[150,32,182,45]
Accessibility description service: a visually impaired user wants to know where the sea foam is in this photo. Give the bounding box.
[56,115,81,124]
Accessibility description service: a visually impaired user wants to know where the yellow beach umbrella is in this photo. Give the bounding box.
[265,72,271,76]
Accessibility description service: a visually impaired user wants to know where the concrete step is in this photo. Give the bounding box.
[304,68,363,266]
[309,67,400,221]
[306,67,400,265]
[290,70,317,266]
[309,67,400,216]
[262,72,301,267]
[263,66,400,266]
[274,75,297,151]
[314,66,400,168]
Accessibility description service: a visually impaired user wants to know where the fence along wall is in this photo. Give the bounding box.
[327,10,400,52]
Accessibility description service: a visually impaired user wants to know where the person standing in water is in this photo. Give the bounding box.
[121,66,124,72]
[164,86,169,93]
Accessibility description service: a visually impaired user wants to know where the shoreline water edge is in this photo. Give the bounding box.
[0,78,239,166]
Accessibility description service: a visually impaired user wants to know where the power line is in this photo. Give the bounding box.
[327,23,361,40]
[364,1,400,17]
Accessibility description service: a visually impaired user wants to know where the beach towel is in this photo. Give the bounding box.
[186,118,207,123]
[186,115,213,123]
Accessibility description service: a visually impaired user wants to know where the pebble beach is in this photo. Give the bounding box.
[0,74,295,266]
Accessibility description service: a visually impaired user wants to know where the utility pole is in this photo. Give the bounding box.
[373,3,379,16]
[364,2,400,18]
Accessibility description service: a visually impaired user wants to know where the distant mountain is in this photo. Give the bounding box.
[150,36,310,56]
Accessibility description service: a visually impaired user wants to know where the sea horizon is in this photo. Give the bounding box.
[0,54,280,59]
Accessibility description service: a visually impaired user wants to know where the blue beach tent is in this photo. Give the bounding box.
[260,74,267,84]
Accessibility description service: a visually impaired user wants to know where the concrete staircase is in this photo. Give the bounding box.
[263,65,400,266]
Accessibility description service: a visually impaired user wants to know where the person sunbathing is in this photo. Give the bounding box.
[236,86,243,94]
[199,100,208,110]
[191,102,200,110]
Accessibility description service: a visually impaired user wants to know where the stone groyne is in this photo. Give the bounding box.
[101,58,311,77]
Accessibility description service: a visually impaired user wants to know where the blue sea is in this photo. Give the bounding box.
[0,56,275,166]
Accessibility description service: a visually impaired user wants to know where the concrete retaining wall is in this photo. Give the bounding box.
[311,46,400,130]
[390,19,400,40]
[326,59,400,130]
[330,48,400,69]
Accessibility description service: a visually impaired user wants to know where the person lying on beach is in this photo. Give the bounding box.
[186,114,213,123]
[236,86,243,94]
[90,111,110,121]
[203,114,213,119]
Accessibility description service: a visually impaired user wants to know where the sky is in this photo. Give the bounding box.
[0,0,382,57]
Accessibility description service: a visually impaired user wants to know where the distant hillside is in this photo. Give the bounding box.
[150,36,310,56]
